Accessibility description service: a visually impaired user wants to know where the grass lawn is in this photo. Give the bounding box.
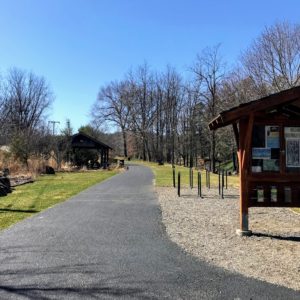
[0,170,117,230]
[134,160,239,188]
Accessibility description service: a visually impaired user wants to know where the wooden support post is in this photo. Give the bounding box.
[236,115,254,236]
[198,171,202,198]
[101,149,104,166]
[177,172,181,197]
[221,170,224,199]
[208,170,210,189]
[102,149,108,168]
[173,168,176,188]
[218,170,221,195]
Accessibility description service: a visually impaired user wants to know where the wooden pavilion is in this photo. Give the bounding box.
[209,86,300,236]
[71,132,112,167]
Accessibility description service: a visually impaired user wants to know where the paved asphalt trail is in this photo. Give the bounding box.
[0,165,299,299]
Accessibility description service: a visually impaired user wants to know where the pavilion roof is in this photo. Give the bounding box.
[71,132,113,150]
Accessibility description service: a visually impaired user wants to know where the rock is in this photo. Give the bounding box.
[0,177,11,193]
[0,183,7,196]
[45,166,55,174]
[157,159,164,165]
[2,168,9,177]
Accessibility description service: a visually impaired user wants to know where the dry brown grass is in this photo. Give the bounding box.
[0,150,25,175]
[0,150,58,177]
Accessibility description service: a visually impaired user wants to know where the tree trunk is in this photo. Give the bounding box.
[121,128,128,158]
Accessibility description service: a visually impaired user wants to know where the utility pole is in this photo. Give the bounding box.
[48,121,60,135]
[48,121,61,170]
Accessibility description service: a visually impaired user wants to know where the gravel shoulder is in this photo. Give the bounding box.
[156,186,300,291]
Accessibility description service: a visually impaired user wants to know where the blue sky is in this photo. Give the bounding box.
[0,0,300,132]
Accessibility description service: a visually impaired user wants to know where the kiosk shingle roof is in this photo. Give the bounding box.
[209,85,300,130]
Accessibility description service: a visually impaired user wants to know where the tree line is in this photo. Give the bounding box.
[0,68,53,166]
[92,21,300,172]
[0,68,121,170]
[0,68,76,170]
[0,21,299,172]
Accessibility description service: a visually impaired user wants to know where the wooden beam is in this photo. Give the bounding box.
[232,123,239,151]
[241,114,254,169]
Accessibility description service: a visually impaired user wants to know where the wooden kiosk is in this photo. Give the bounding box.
[209,86,300,236]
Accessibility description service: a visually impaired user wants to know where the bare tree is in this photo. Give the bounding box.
[241,21,300,93]
[159,66,183,164]
[179,82,208,167]
[92,80,131,158]
[0,74,6,141]
[191,44,226,172]
[127,64,157,161]
[2,68,53,133]
[0,68,53,166]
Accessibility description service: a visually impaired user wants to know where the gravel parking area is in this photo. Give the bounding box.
[156,186,300,291]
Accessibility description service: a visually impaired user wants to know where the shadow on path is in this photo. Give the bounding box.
[252,232,300,242]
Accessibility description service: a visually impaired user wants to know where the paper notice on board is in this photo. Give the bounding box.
[266,126,279,148]
[252,148,271,159]
[286,139,300,167]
